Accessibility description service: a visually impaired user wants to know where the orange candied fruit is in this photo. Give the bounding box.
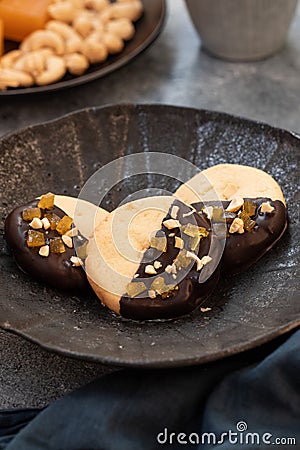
[22,207,42,221]
[49,237,66,254]
[44,212,61,230]
[56,215,73,235]
[26,230,45,247]
[38,192,55,210]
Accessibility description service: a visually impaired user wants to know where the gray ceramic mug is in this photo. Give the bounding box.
[185,0,298,61]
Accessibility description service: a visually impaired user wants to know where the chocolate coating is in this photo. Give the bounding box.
[5,200,88,291]
[120,200,221,320]
[192,198,287,275]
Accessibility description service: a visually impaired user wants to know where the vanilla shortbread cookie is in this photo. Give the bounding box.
[5,193,108,290]
[176,164,287,274]
[86,196,220,320]
[175,164,285,205]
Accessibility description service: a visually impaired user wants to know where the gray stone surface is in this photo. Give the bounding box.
[0,0,299,408]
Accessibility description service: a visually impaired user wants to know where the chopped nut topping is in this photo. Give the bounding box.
[203,206,214,219]
[39,245,49,257]
[163,219,181,230]
[70,256,83,267]
[126,281,146,297]
[145,264,157,275]
[201,255,212,265]
[182,208,196,218]
[186,251,204,271]
[62,235,73,248]
[41,217,51,230]
[260,201,275,214]
[175,236,184,249]
[165,263,177,274]
[150,235,167,252]
[29,217,43,229]
[229,218,244,234]
[148,289,156,299]
[134,273,140,278]
[200,307,212,312]
[65,227,78,237]
[165,265,173,274]
[50,237,66,254]
[168,233,175,237]
[56,215,73,235]
[226,197,244,213]
[27,230,45,247]
[223,183,238,200]
[153,260,162,270]
[22,207,41,221]
[170,205,179,219]
[172,274,177,280]
[38,192,55,210]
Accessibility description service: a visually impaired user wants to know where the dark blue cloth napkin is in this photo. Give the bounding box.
[1,329,299,450]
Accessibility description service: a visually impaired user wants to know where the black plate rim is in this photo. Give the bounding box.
[0,0,166,96]
[1,103,299,368]
[2,319,299,368]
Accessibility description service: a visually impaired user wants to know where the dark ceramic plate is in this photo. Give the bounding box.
[0,104,299,367]
[0,0,166,96]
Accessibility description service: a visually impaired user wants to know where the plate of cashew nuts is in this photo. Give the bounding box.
[0,0,166,95]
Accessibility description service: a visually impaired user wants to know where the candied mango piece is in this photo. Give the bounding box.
[56,215,73,235]
[175,249,193,269]
[22,207,42,221]
[26,229,45,247]
[44,212,61,230]
[49,237,66,254]
[126,281,146,297]
[182,223,208,238]
[150,235,167,252]
[38,192,55,210]
[0,0,51,42]
[76,241,88,259]
[239,210,256,232]
[243,201,257,217]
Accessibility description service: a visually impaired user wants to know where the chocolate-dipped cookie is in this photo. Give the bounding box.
[5,193,107,291]
[86,196,221,320]
[176,164,287,275]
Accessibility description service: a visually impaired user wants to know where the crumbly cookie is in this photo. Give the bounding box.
[86,196,220,320]
[5,193,107,290]
[176,164,287,274]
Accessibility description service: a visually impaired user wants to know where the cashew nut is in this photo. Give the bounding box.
[105,18,135,41]
[110,1,143,22]
[35,55,66,85]
[0,68,34,89]
[46,21,83,53]
[64,52,89,75]
[0,50,23,69]
[21,30,65,55]
[82,33,108,63]
[48,1,77,23]
[73,11,97,38]
[84,0,109,12]
[14,49,53,76]
[103,32,124,54]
